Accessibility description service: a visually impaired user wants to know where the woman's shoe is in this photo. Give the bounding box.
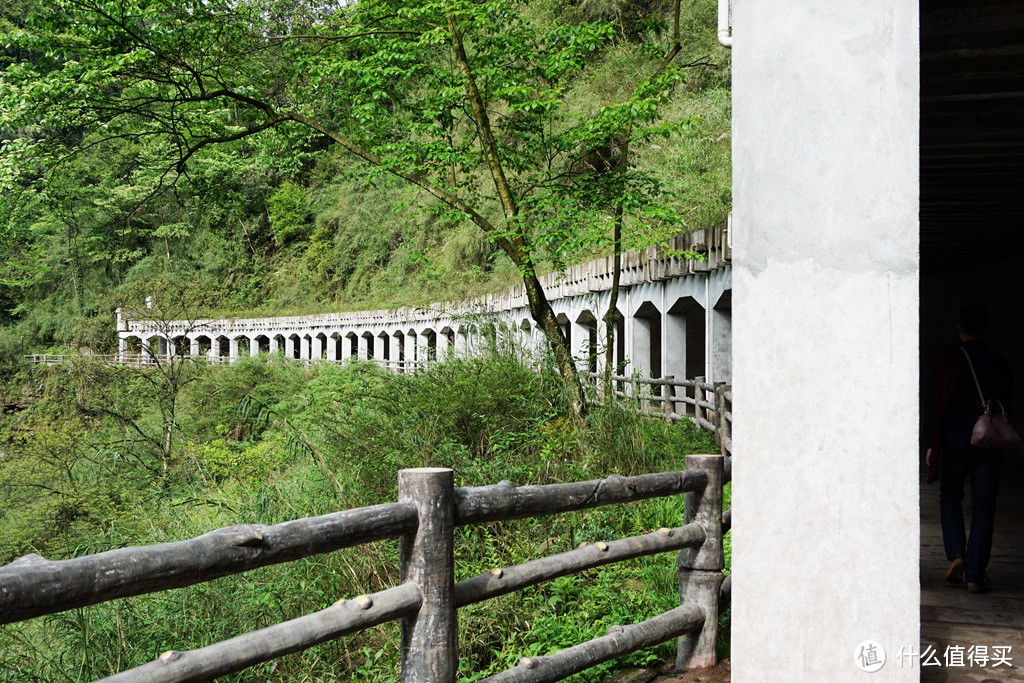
[945,557,965,584]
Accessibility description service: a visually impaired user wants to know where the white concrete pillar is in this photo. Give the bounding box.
[571,319,592,375]
[437,333,450,362]
[285,336,295,359]
[190,337,200,357]
[300,336,311,361]
[454,329,467,358]
[327,335,339,361]
[390,334,404,371]
[250,336,260,357]
[269,336,279,355]
[632,316,653,379]
[357,334,369,361]
[312,335,324,361]
[404,333,417,372]
[118,337,128,359]
[228,337,240,361]
[731,0,919,678]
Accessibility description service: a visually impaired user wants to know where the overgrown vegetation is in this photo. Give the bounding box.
[0,0,732,677]
[0,354,727,681]
[0,0,729,360]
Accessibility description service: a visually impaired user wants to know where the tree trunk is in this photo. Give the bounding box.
[603,204,624,401]
[522,272,587,424]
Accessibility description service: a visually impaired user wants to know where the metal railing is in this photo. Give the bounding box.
[0,460,727,682]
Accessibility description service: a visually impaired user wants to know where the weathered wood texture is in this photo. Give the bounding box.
[719,574,731,615]
[479,605,705,683]
[454,470,708,526]
[454,524,706,607]
[96,583,421,683]
[677,454,725,670]
[0,503,416,625]
[399,468,457,682]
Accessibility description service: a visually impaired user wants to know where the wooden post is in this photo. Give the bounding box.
[719,384,732,457]
[399,468,457,682]
[677,455,724,670]
[663,375,675,420]
[713,382,727,450]
[694,376,705,422]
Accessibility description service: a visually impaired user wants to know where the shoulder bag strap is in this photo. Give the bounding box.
[960,346,987,407]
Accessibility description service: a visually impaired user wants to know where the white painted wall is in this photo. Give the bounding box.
[731,1,919,680]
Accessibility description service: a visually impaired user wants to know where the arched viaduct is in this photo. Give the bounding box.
[117,226,732,384]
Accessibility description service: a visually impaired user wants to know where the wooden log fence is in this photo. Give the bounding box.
[0,458,727,682]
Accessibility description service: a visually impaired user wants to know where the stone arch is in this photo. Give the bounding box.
[392,330,406,366]
[440,325,455,359]
[254,335,271,354]
[421,328,437,361]
[194,334,212,357]
[633,300,663,378]
[556,312,571,355]
[345,331,358,360]
[315,332,329,360]
[123,336,142,355]
[234,335,251,359]
[214,335,230,358]
[407,328,420,365]
[575,310,599,374]
[329,332,343,361]
[667,296,706,380]
[361,330,375,360]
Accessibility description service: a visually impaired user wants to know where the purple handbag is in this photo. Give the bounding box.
[961,347,1023,449]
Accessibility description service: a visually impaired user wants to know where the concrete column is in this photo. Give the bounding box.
[731,0,919,678]
[118,337,128,359]
[570,319,592,376]
[190,337,200,357]
[453,329,467,358]
[358,334,369,361]
[633,316,653,379]
[228,336,239,361]
[404,333,417,373]
[285,336,295,359]
[300,335,311,361]
[269,336,279,355]
[390,334,404,370]
[326,335,339,361]
[436,333,450,362]
[250,336,260,357]
[312,335,324,361]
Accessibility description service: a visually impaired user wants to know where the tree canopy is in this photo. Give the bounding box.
[1,0,730,417]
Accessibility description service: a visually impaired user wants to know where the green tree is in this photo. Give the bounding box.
[1,0,704,422]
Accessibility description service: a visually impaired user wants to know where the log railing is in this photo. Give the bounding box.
[0,460,727,683]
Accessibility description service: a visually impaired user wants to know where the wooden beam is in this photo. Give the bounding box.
[453,470,709,526]
[454,524,706,607]
[0,502,417,624]
[95,583,421,683]
[478,605,704,683]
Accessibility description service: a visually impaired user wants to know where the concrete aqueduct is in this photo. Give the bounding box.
[117,226,732,384]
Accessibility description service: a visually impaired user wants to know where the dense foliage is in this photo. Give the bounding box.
[0,0,729,361]
[0,354,727,681]
[0,1,731,677]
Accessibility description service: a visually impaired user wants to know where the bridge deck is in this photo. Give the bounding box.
[920,455,1024,681]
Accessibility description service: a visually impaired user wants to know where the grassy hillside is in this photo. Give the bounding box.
[0,354,727,681]
[0,0,730,359]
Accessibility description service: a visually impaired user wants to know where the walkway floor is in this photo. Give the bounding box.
[920,454,1024,681]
